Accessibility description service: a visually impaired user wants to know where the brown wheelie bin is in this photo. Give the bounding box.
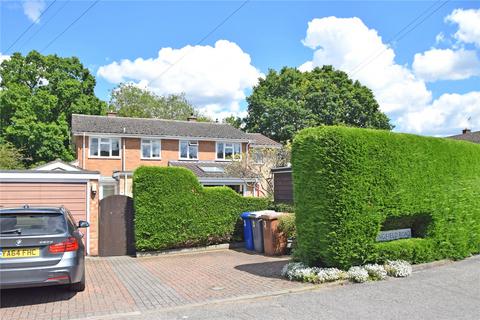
[260,212,287,256]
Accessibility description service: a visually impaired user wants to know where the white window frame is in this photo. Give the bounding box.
[179,140,199,160]
[89,136,121,158]
[140,138,162,160]
[252,149,264,164]
[99,184,118,200]
[216,142,242,161]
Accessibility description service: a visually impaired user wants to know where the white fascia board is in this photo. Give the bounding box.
[249,145,282,149]
[0,172,100,182]
[199,178,256,184]
[112,171,133,178]
[72,132,249,143]
[35,161,81,171]
[99,176,118,183]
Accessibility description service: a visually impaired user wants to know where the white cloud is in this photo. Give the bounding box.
[301,16,431,114]
[0,53,11,84]
[98,40,262,119]
[413,48,480,81]
[397,92,480,135]
[22,0,45,23]
[300,16,480,136]
[435,32,445,44]
[0,53,10,64]
[446,8,480,47]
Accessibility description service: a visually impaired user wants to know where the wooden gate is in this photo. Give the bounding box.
[98,195,135,256]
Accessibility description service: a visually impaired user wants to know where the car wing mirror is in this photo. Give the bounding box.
[78,220,90,228]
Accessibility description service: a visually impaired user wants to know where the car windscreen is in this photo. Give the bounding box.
[0,213,67,236]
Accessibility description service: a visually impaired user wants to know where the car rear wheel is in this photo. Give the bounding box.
[69,273,85,292]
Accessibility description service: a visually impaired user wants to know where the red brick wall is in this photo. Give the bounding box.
[76,136,248,176]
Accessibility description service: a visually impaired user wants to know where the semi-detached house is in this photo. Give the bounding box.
[71,113,281,199]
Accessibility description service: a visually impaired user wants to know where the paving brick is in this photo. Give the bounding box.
[0,250,305,319]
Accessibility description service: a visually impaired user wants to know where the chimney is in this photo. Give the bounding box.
[187,113,197,122]
[462,128,471,134]
[107,111,118,117]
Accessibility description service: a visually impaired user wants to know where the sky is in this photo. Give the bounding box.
[1,0,479,136]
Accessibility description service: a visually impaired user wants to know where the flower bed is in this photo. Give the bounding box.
[282,260,412,284]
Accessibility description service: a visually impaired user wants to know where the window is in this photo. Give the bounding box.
[252,150,264,164]
[141,139,161,159]
[89,137,120,157]
[199,166,225,173]
[100,185,116,200]
[0,213,67,236]
[180,140,198,159]
[216,142,241,160]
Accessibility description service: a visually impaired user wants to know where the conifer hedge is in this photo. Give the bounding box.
[292,126,480,269]
[133,166,268,251]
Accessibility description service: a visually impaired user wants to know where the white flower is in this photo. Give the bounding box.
[364,264,387,280]
[281,262,313,281]
[282,263,347,283]
[384,260,413,277]
[347,266,369,283]
[282,260,412,284]
[315,267,347,283]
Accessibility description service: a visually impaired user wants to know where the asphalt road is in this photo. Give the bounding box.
[106,255,480,320]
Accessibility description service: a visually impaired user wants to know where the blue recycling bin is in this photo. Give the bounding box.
[241,212,254,250]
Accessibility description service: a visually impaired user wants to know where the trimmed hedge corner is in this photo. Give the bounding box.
[292,126,480,269]
[133,166,268,251]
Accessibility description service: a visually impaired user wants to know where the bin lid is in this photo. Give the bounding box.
[249,210,276,218]
[260,211,285,220]
[241,212,251,219]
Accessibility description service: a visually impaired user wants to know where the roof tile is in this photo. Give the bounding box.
[72,114,250,140]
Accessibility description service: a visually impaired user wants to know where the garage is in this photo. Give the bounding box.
[0,183,87,223]
[0,160,100,255]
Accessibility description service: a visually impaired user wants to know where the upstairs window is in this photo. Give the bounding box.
[141,139,161,159]
[179,140,198,159]
[252,149,264,164]
[89,137,120,158]
[216,142,241,160]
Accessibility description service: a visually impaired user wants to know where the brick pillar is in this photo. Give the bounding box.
[88,179,100,256]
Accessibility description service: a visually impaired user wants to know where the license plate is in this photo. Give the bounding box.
[0,248,40,258]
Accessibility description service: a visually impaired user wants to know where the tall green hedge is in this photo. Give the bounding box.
[292,126,480,269]
[133,166,268,251]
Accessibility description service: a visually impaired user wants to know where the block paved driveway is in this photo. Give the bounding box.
[0,250,306,320]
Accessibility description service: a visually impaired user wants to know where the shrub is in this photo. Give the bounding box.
[281,262,312,281]
[282,262,346,283]
[384,260,412,277]
[133,166,268,251]
[347,266,369,283]
[364,264,387,280]
[315,268,347,283]
[278,213,296,239]
[282,260,411,283]
[292,126,480,269]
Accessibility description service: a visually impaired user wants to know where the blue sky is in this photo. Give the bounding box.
[1,0,479,136]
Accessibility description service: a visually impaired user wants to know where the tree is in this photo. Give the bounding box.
[0,51,106,167]
[110,83,210,121]
[244,66,393,143]
[225,145,291,198]
[224,115,243,129]
[0,142,25,169]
